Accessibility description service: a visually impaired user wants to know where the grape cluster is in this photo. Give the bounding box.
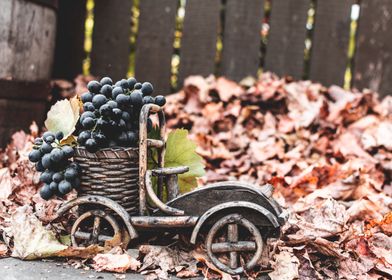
[28,131,80,200]
[78,77,166,153]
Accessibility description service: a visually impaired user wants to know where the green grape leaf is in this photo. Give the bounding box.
[164,129,205,193]
[44,97,80,139]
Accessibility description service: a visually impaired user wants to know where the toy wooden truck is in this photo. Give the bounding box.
[57,104,286,275]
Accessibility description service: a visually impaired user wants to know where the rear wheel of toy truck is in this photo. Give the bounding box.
[205,213,263,275]
[70,209,124,247]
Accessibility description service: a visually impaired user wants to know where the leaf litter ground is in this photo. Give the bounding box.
[1,73,391,279]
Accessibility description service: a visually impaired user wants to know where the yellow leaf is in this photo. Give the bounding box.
[44,97,80,139]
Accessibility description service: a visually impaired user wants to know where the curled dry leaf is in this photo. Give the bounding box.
[10,205,67,260]
[93,251,141,273]
[268,248,300,280]
[44,96,80,139]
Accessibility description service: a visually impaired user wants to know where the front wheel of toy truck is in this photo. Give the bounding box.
[205,213,264,275]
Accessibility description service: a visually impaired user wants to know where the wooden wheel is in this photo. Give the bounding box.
[71,209,122,247]
[205,213,263,275]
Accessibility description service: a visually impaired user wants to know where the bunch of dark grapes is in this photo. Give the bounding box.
[28,131,80,200]
[78,77,166,153]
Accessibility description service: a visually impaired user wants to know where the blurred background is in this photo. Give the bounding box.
[0,0,390,146]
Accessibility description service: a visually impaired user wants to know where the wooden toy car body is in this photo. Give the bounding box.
[57,104,286,275]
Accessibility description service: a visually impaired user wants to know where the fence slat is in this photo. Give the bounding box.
[264,0,310,79]
[353,1,392,97]
[309,0,353,87]
[135,0,178,94]
[221,0,264,82]
[177,0,220,88]
[53,0,86,80]
[90,0,132,81]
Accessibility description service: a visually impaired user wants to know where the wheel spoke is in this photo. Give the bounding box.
[91,216,101,244]
[228,224,238,269]
[74,231,91,240]
[211,241,256,253]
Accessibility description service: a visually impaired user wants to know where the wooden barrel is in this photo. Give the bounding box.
[0,0,57,146]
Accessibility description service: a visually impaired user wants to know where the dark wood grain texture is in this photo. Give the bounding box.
[177,0,220,88]
[53,0,87,80]
[90,0,133,81]
[0,0,56,146]
[221,0,264,82]
[309,0,353,87]
[353,0,392,97]
[0,0,57,80]
[135,0,178,94]
[264,0,310,79]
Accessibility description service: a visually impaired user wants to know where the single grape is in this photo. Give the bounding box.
[107,100,118,109]
[62,145,75,158]
[80,111,95,123]
[83,102,95,112]
[94,132,107,146]
[50,148,65,163]
[130,91,143,106]
[116,94,130,107]
[49,181,58,192]
[96,118,108,129]
[43,131,55,143]
[35,161,45,172]
[127,131,137,145]
[119,79,130,89]
[121,111,131,122]
[117,131,128,144]
[78,130,91,145]
[40,184,53,200]
[87,80,102,94]
[81,92,93,103]
[34,137,43,145]
[52,172,64,183]
[154,95,166,106]
[64,167,78,180]
[69,162,81,174]
[55,131,64,141]
[92,94,108,109]
[85,138,99,153]
[82,117,96,129]
[100,76,113,86]
[141,82,154,96]
[40,142,53,154]
[100,84,113,98]
[28,149,42,163]
[99,104,112,118]
[58,180,72,195]
[134,82,142,90]
[143,96,155,105]
[111,86,123,99]
[127,77,137,89]
[41,154,52,169]
[112,108,123,120]
[40,170,54,184]
[114,80,121,87]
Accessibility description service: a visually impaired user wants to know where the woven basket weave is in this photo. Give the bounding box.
[74,147,139,215]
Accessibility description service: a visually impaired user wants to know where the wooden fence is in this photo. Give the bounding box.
[51,0,392,97]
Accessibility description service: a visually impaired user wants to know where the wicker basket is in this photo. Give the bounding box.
[74,147,139,216]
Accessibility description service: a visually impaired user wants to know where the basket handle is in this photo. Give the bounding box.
[139,104,166,215]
